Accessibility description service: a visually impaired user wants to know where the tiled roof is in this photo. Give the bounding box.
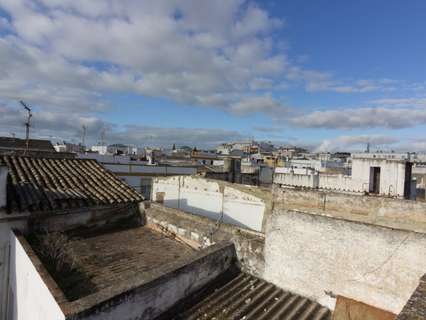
[163,271,332,320]
[0,137,55,151]
[1,155,143,213]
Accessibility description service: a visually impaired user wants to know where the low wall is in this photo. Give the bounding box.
[8,230,65,320]
[263,209,426,314]
[28,203,143,233]
[69,242,235,320]
[318,174,363,192]
[273,186,426,233]
[145,203,265,277]
[152,176,271,232]
[274,172,318,188]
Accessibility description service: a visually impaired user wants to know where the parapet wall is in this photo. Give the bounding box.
[68,242,235,320]
[145,203,265,277]
[152,175,271,232]
[273,185,426,233]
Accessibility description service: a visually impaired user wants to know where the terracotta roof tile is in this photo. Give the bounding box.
[1,155,143,213]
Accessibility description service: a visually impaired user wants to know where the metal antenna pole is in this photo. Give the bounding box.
[82,125,87,147]
[20,101,32,155]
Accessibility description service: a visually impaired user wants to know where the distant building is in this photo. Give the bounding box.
[274,153,416,199]
[54,141,84,153]
[91,144,108,155]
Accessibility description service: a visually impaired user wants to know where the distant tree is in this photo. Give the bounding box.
[172,143,176,151]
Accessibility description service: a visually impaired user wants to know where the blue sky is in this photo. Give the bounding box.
[0,0,425,151]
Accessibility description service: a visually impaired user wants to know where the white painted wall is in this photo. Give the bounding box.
[0,219,27,320]
[274,172,319,188]
[152,176,266,231]
[0,167,7,209]
[264,210,426,314]
[8,231,65,320]
[352,158,407,196]
[274,158,410,197]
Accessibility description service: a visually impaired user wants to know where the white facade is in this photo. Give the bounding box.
[91,145,108,155]
[8,231,65,320]
[216,144,231,155]
[351,156,408,196]
[274,155,413,198]
[152,176,266,231]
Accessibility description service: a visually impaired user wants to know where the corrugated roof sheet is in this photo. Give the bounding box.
[162,271,332,320]
[1,155,143,213]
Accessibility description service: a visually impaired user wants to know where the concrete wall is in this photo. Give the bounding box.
[145,202,265,277]
[70,242,235,320]
[152,176,269,232]
[0,166,7,209]
[8,230,65,320]
[318,174,362,192]
[263,209,426,314]
[273,186,426,233]
[274,172,319,188]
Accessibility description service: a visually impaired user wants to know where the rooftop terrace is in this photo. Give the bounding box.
[27,225,196,301]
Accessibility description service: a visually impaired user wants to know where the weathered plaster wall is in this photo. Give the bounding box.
[145,202,265,277]
[68,242,235,320]
[8,230,65,320]
[273,186,426,233]
[263,209,426,314]
[152,176,271,232]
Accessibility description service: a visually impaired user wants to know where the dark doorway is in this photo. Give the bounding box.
[404,162,413,199]
[369,167,381,194]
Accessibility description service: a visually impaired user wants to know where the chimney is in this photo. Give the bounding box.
[0,166,8,209]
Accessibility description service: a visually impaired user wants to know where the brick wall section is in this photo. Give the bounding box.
[397,274,426,320]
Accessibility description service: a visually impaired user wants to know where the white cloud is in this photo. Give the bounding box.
[229,94,288,117]
[315,135,399,153]
[0,0,289,115]
[291,106,426,129]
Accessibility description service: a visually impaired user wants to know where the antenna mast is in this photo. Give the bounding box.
[82,125,87,147]
[20,101,32,155]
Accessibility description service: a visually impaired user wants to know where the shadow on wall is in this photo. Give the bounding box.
[163,198,254,230]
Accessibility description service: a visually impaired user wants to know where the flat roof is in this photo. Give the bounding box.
[26,225,196,301]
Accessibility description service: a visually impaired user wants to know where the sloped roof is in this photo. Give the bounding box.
[0,155,143,213]
[0,137,55,151]
[162,271,332,320]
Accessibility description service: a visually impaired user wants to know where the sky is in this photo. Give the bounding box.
[0,0,426,152]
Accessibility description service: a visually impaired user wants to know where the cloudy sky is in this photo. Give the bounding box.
[0,0,426,151]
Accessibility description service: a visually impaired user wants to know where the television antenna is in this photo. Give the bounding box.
[19,100,32,155]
